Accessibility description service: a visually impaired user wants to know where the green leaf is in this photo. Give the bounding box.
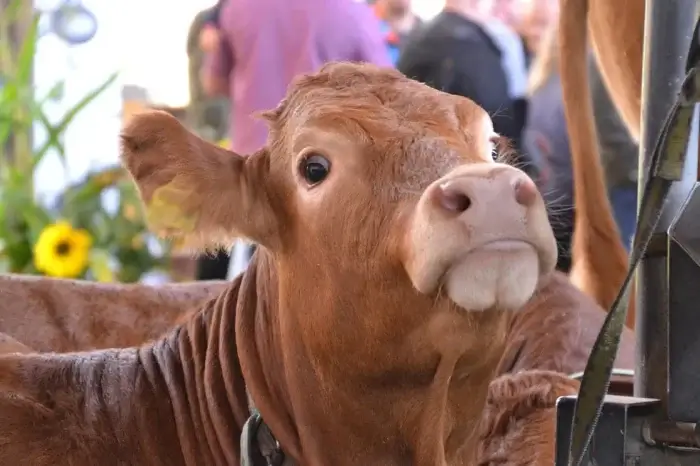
[41,82,65,103]
[0,12,40,176]
[33,109,68,169]
[32,72,119,168]
[15,15,39,86]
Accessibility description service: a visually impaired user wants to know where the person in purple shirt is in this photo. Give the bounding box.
[201,0,392,157]
[197,0,391,280]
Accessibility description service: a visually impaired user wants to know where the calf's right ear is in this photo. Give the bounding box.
[120,111,277,248]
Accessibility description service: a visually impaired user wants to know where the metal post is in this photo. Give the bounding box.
[635,0,700,406]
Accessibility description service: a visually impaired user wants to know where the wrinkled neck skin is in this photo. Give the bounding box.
[141,276,251,465]
[238,251,515,466]
[0,252,532,465]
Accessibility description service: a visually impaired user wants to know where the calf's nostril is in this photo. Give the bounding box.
[436,184,472,213]
[513,177,538,206]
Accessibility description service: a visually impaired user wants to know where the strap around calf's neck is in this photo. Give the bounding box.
[240,392,291,466]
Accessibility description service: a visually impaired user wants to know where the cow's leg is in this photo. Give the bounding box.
[476,370,579,465]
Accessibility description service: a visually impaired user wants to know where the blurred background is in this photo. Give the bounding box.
[0,0,635,285]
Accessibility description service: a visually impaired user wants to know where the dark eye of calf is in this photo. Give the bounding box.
[300,153,331,186]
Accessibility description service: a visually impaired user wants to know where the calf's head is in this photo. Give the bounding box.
[121,62,556,462]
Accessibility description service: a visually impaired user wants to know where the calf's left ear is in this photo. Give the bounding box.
[120,111,278,248]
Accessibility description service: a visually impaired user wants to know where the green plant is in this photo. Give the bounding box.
[0,0,171,281]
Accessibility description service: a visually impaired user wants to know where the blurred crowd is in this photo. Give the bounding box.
[185,0,638,280]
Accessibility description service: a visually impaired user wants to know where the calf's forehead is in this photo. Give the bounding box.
[268,67,495,189]
[278,80,493,143]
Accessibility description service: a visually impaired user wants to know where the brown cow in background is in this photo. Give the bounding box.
[558,0,645,328]
[0,274,227,352]
[0,63,634,465]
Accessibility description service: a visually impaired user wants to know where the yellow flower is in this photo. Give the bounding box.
[33,221,93,278]
[217,138,230,149]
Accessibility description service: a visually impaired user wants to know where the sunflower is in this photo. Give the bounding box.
[33,221,92,278]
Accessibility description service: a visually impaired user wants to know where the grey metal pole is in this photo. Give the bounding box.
[635,0,700,404]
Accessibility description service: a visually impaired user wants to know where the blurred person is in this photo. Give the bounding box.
[186,2,231,281]
[398,0,529,161]
[476,0,520,29]
[470,0,528,57]
[202,0,391,156]
[517,0,558,57]
[469,0,557,67]
[200,0,391,279]
[523,24,638,273]
[373,0,424,64]
[186,3,229,145]
[198,0,224,54]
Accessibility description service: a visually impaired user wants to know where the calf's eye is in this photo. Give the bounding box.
[300,153,331,185]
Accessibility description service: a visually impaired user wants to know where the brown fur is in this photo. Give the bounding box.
[588,0,644,140]
[0,274,228,352]
[0,63,635,465]
[558,0,645,328]
[0,332,34,354]
[476,371,580,465]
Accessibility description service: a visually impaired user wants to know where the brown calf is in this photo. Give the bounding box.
[0,274,227,352]
[0,63,634,465]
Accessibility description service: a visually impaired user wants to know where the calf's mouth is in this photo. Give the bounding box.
[403,164,557,312]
